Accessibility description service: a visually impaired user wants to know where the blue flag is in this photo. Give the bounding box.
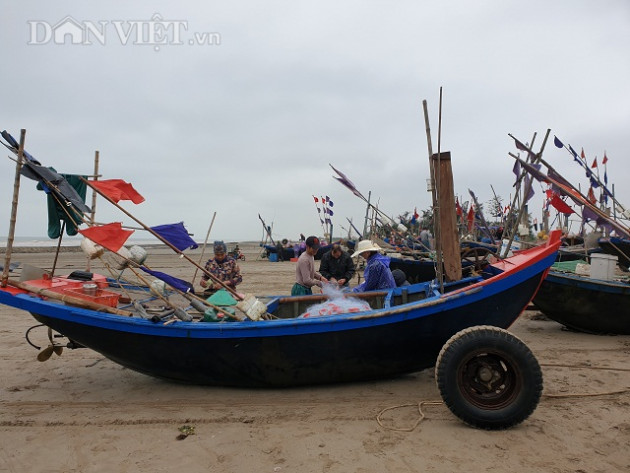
[150,222,198,251]
[140,266,194,294]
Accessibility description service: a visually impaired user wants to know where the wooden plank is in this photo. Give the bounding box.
[432,152,462,282]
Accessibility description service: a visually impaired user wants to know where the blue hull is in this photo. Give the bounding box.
[533,271,630,335]
[1,238,560,386]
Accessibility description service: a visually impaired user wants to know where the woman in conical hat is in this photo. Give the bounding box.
[351,240,396,293]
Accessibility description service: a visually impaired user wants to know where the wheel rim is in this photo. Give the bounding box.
[457,350,522,410]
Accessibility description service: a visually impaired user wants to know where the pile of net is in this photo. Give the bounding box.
[298,284,371,318]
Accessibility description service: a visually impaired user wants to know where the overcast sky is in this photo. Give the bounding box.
[1,1,629,245]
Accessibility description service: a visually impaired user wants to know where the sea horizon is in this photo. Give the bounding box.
[0,236,261,248]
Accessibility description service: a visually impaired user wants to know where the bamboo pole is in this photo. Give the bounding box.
[192,211,217,285]
[50,221,65,277]
[86,151,100,272]
[422,99,443,290]
[362,191,371,238]
[2,129,26,288]
[501,130,549,257]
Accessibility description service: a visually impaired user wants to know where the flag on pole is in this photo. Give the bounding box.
[587,187,597,205]
[456,199,464,219]
[327,197,334,207]
[330,164,366,200]
[150,222,198,251]
[140,266,194,294]
[546,190,575,215]
[78,222,134,253]
[313,196,319,203]
[580,148,586,160]
[90,179,145,204]
[553,136,564,148]
[603,152,608,164]
[467,205,475,232]
[591,157,598,168]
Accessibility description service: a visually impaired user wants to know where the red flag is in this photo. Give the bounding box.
[467,206,475,232]
[455,198,463,219]
[313,196,319,203]
[587,187,597,205]
[413,207,419,219]
[548,193,575,215]
[580,148,586,160]
[90,179,145,204]
[79,222,134,253]
[602,153,608,165]
[591,157,597,168]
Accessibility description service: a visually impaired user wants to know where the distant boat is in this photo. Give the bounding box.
[598,237,630,269]
[533,259,630,335]
[264,242,336,261]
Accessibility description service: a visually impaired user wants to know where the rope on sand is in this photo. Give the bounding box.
[543,388,630,399]
[540,362,630,372]
[376,400,443,432]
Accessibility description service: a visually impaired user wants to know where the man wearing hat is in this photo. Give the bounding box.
[351,240,396,293]
[291,236,328,295]
[200,240,243,297]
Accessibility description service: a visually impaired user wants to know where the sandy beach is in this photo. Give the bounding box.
[1,242,629,473]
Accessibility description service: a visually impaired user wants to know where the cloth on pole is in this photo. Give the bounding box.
[78,222,134,253]
[150,222,199,251]
[140,266,194,294]
[37,173,88,238]
[23,162,91,214]
[90,179,145,204]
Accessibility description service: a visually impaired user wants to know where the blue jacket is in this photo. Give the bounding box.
[352,253,396,292]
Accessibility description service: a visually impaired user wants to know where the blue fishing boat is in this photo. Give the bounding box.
[1,233,560,387]
[1,128,560,430]
[533,261,630,335]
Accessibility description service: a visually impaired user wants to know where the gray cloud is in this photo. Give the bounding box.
[2,1,629,244]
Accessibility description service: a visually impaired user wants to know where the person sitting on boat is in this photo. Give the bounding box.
[391,268,410,287]
[291,236,328,295]
[200,241,243,297]
[319,243,356,288]
[350,240,396,293]
[419,227,433,251]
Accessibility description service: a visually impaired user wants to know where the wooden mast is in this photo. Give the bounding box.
[433,151,462,282]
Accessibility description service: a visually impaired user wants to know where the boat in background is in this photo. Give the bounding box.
[533,256,630,334]
[598,237,630,270]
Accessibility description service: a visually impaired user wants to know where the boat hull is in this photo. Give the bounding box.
[533,271,630,335]
[1,236,560,387]
[24,269,545,387]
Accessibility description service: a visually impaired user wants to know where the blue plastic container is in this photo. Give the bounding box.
[269,252,278,262]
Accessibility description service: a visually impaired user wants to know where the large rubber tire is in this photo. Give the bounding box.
[435,325,542,430]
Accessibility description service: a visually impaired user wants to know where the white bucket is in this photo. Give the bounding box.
[589,253,617,280]
[500,239,521,257]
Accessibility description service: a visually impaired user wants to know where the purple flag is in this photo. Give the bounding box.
[150,222,198,251]
[553,136,564,148]
[140,266,194,294]
[512,159,521,181]
[330,164,366,200]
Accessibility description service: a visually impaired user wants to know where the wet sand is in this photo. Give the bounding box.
[1,243,629,472]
